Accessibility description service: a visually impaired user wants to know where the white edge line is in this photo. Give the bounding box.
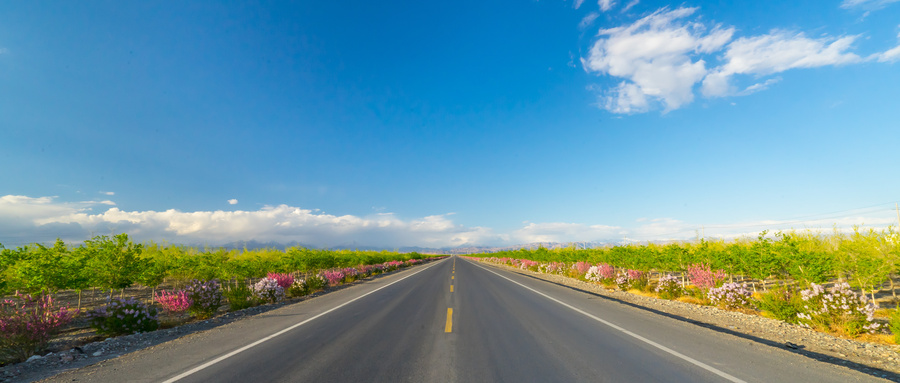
[467,259,746,383]
[163,258,448,383]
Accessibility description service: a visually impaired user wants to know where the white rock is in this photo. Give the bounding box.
[26,355,43,362]
[92,351,103,356]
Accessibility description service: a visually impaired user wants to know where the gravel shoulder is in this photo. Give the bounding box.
[480,261,900,382]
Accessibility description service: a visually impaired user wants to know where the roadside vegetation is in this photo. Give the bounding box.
[0,234,443,365]
[466,226,900,343]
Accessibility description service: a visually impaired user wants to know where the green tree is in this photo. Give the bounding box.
[83,234,145,296]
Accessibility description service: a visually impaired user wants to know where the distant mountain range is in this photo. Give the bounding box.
[208,240,629,254]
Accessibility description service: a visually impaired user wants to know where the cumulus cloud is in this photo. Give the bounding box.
[3,195,896,248]
[228,199,238,205]
[583,6,885,113]
[584,7,734,112]
[0,195,501,248]
[702,31,861,97]
[598,0,616,12]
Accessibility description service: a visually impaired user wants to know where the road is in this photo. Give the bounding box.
[44,256,888,382]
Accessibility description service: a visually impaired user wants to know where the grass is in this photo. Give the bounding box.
[676,296,707,305]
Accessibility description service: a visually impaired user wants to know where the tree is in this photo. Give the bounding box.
[3,240,82,295]
[83,234,145,296]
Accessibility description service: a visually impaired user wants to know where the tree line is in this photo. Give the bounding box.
[0,233,425,299]
[474,227,899,300]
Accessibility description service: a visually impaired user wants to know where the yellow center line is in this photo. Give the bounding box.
[450,285,454,292]
[445,308,453,333]
[451,276,454,280]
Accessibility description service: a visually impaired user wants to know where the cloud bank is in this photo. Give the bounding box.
[2,195,896,248]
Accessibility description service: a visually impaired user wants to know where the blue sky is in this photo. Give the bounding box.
[2,0,899,248]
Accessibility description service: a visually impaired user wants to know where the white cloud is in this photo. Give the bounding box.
[100,191,115,196]
[584,7,734,112]
[79,200,117,206]
[603,82,649,113]
[0,195,86,221]
[736,77,782,96]
[877,45,900,62]
[584,7,883,112]
[579,12,600,31]
[840,0,900,9]
[0,195,500,248]
[622,0,639,12]
[702,31,860,97]
[873,32,900,62]
[511,222,622,243]
[228,199,238,205]
[2,195,897,248]
[574,0,585,10]
[599,0,616,12]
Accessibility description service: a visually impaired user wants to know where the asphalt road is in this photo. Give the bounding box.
[44,257,888,382]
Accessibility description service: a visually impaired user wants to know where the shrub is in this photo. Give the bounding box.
[539,262,564,274]
[585,264,615,284]
[796,282,882,337]
[518,260,539,271]
[708,283,754,310]
[183,279,224,319]
[574,261,592,276]
[757,286,803,323]
[585,266,603,282]
[626,269,648,290]
[687,263,726,290]
[615,269,647,290]
[655,274,683,299]
[266,273,294,290]
[88,297,158,336]
[252,277,286,303]
[305,274,328,291]
[356,265,374,277]
[0,294,76,363]
[342,267,359,283]
[615,275,629,290]
[154,290,192,314]
[383,260,404,271]
[890,309,900,344]
[322,270,345,286]
[288,279,308,297]
[597,263,616,280]
[223,283,257,311]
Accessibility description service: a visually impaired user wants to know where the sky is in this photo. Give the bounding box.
[1,0,899,248]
